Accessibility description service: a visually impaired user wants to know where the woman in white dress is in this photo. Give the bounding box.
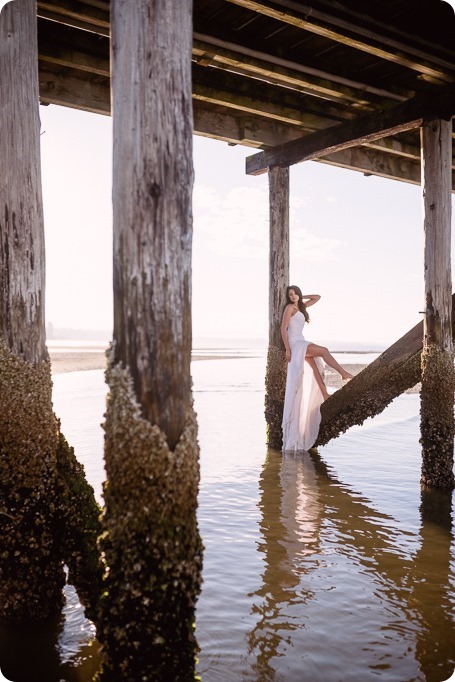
[281,285,353,452]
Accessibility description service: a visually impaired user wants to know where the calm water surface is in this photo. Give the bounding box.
[1,352,454,681]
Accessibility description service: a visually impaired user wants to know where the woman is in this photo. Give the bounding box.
[281,285,353,452]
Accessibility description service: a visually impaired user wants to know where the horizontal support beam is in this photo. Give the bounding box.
[319,147,455,192]
[38,21,109,77]
[39,64,110,115]
[192,64,345,130]
[246,83,455,175]
[37,1,109,36]
[193,34,404,108]
[225,0,455,83]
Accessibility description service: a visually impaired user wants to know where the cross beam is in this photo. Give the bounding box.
[246,83,455,175]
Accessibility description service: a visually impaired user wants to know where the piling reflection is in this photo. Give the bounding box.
[0,608,100,681]
[248,447,455,681]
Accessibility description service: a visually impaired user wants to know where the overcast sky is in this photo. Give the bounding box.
[39,73,454,348]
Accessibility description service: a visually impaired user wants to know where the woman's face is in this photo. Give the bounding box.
[288,289,299,305]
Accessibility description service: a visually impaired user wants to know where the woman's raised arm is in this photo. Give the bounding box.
[302,294,321,308]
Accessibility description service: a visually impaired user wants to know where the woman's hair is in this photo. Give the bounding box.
[285,285,310,322]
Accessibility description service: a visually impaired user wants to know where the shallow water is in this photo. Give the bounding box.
[1,353,454,682]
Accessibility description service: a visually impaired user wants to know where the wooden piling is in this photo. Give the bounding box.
[420,118,454,489]
[98,1,202,679]
[265,166,290,449]
[0,0,102,622]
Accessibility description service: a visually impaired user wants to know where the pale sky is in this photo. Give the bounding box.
[39,101,453,349]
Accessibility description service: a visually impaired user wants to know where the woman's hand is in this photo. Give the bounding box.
[286,349,291,363]
[302,294,321,308]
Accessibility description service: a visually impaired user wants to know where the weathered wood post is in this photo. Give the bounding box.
[98,1,202,679]
[265,166,290,449]
[0,0,102,621]
[420,118,454,489]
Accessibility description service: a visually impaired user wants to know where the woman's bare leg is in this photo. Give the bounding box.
[306,343,353,380]
[305,356,330,400]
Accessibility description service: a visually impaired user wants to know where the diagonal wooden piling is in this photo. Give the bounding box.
[316,295,455,457]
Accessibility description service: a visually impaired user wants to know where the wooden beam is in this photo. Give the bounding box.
[39,64,110,115]
[317,148,455,192]
[193,34,405,108]
[246,83,455,175]
[38,18,109,76]
[37,1,109,35]
[224,0,455,83]
[265,167,289,448]
[193,67,341,130]
[193,102,303,147]
[420,118,454,489]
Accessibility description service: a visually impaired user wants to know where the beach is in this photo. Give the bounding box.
[49,345,420,393]
[48,344,368,382]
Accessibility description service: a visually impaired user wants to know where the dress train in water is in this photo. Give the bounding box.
[282,311,325,451]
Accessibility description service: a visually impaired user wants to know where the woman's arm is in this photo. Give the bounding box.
[281,304,293,362]
[302,294,321,308]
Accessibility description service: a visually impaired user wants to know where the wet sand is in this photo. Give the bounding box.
[49,351,420,394]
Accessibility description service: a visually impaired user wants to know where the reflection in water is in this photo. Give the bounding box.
[0,587,100,682]
[249,448,455,682]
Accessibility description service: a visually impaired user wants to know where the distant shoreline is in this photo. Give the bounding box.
[49,348,420,395]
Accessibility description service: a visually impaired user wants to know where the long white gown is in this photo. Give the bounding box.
[282,311,325,452]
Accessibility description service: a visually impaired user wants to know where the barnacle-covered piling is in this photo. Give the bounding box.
[420,346,455,488]
[97,359,202,681]
[0,0,103,622]
[0,340,65,620]
[55,432,103,620]
[419,118,454,490]
[0,339,104,621]
[265,345,287,448]
[102,0,202,676]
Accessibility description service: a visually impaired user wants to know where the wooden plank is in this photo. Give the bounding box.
[246,83,455,175]
[38,18,110,76]
[36,1,109,32]
[224,0,455,82]
[37,8,109,35]
[265,167,289,448]
[39,64,110,115]
[193,33,406,107]
[420,118,454,488]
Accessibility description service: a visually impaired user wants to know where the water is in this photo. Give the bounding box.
[1,351,454,681]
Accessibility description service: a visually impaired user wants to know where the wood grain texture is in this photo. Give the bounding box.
[265,166,289,447]
[246,83,455,175]
[422,119,453,351]
[420,118,454,488]
[111,0,194,449]
[268,166,289,348]
[0,0,47,365]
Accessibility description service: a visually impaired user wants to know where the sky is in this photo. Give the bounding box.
[39,91,454,349]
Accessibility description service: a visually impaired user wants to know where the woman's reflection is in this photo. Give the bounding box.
[247,447,455,682]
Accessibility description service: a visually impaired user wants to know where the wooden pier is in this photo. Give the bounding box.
[0,0,454,678]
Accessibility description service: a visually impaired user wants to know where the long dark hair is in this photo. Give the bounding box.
[285,285,310,323]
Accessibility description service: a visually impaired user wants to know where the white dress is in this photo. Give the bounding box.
[282,311,325,452]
